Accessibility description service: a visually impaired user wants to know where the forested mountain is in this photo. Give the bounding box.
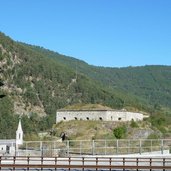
[27,45,171,109]
[0,32,171,139]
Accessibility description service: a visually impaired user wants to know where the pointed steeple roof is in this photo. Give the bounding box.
[17,118,22,132]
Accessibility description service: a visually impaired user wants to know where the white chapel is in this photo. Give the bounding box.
[0,118,23,155]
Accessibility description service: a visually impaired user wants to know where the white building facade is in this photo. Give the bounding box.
[56,110,145,123]
[0,140,15,155]
[0,119,23,155]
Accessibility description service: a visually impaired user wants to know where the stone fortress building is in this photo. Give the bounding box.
[56,109,146,123]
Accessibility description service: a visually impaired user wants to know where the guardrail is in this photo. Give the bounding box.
[0,156,171,170]
[16,139,171,157]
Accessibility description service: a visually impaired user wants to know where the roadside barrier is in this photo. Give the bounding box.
[0,156,171,170]
[2,139,171,157]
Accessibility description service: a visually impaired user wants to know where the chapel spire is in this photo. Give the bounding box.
[16,117,23,145]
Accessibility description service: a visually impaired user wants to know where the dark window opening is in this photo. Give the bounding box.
[86,117,89,120]
[99,117,103,121]
[74,117,78,120]
[118,117,122,121]
[63,117,66,120]
[6,146,10,154]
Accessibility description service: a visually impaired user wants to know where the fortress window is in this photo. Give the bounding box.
[86,117,89,120]
[74,117,78,120]
[63,117,66,120]
[118,117,122,121]
[99,117,103,121]
[111,116,113,120]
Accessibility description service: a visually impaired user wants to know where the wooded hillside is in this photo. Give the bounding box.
[0,32,171,139]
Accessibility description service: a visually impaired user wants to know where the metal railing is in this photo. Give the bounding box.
[1,139,171,157]
[16,139,171,157]
[0,156,171,170]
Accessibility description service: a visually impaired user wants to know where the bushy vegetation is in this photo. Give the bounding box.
[113,125,127,139]
[149,112,171,135]
[0,95,17,138]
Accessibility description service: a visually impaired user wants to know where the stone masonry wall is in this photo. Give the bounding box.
[56,110,144,123]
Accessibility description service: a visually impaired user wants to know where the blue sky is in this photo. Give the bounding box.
[1,0,171,67]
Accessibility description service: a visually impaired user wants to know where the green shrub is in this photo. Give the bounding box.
[113,125,127,139]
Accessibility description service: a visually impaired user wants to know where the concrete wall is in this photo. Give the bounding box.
[0,144,7,154]
[56,110,144,123]
[106,111,144,121]
[0,145,15,155]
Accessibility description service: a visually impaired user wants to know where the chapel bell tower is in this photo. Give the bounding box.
[16,118,23,145]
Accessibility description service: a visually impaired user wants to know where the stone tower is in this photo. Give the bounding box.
[16,118,23,145]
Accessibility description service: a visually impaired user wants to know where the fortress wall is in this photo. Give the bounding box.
[56,110,108,123]
[106,111,143,121]
[126,112,144,121]
[106,111,127,121]
[56,110,144,123]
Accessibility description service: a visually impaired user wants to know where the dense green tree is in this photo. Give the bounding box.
[113,125,127,139]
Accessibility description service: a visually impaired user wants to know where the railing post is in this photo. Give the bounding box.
[27,156,30,171]
[92,140,95,155]
[150,158,152,171]
[53,141,55,154]
[13,156,16,171]
[139,139,142,155]
[123,157,125,171]
[67,140,70,156]
[161,139,164,154]
[116,140,118,154]
[136,158,139,171]
[80,141,82,156]
[41,156,43,171]
[105,139,107,155]
[40,141,43,157]
[163,158,165,171]
[0,156,1,171]
[96,157,98,171]
[109,157,112,171]
[50,141,53,157]
[26,142,28,156]
[69,157,71,171]
[55,157,57,171]
[82,157,84,171]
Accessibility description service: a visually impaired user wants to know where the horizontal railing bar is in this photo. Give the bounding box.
[0,164,171,169]
[1,157,171,160]
[1,156,171,168]
[1,156,171,159]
